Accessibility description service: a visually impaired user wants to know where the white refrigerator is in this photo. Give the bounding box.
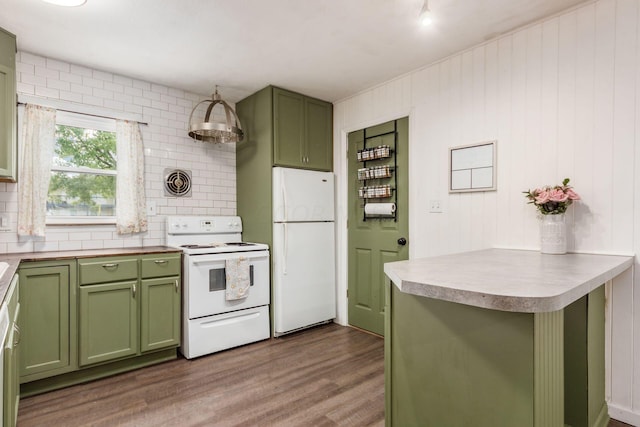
[272,167,336,336]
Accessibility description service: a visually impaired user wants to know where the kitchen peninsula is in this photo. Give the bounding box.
[384,249,633,427]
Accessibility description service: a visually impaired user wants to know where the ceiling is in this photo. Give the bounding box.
[1,0,590,103]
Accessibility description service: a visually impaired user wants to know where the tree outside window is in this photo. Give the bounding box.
[47,114,117,219]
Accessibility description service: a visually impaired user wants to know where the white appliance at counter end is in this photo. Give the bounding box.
[165,215,271,359]
[272,167,336,336]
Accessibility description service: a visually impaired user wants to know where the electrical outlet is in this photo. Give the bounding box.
[0,215,9,231]
[429,200,442,213]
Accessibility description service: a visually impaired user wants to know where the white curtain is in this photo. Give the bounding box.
[18,105,56,237]
[115,120,147,234]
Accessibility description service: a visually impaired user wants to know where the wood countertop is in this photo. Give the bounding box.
[384,248,634,313]
[0,246,182,304]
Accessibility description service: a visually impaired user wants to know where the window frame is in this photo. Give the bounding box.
[46,111,118,226]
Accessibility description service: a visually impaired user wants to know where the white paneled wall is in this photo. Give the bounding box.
[334,0,640,423]
[0,51,236,254]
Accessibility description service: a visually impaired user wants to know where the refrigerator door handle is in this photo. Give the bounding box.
[283,223,288,275]
[282,175,288,222]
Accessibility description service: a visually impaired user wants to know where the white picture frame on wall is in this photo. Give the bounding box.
[449,141,497,193]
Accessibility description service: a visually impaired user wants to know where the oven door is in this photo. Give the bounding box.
[184,251,270,319]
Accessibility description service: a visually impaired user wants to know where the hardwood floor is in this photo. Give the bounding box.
[16,323,636,426]
[17,324,385,427]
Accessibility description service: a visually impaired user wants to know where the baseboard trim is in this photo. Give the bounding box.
[608,403,640,426]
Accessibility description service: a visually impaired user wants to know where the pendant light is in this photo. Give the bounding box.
[188,86,244,143]
[419,0,433,26]
[41,0,87,6]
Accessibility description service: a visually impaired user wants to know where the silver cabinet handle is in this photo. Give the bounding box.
[154,260,168,265]
[102,263,118,269]
[14,323,20,346]
[132,283,136,298]
[175,279,179,292]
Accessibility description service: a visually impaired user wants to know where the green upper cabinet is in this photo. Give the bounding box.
[18,261,77,383]
[273,88,304,168]
[0,27,17,182]
[271,86,333,171]
[304,96,333,171]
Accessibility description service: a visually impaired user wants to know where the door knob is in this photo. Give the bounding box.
[397,237,407,246]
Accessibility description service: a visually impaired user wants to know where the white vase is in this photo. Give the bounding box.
[540,213,567,254]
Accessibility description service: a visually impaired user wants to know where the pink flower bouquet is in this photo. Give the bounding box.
[524,178,580,215]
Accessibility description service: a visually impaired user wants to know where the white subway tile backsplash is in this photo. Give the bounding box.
[92,70,114,82]
[17,82,35,95]
[70,83,93,96]
[59,91,83,103]
[45,58,70,72]
[92,88,114,100]
[35,86,60,99]
[82,95,103,107]
[59,71,83,84]
[70,64,92,77]
[21,73,47,87]
[0,51,237,255]
[82,76,104,89]
[35,66,60,79]
[47,79,71,92]
[19,52,46,66]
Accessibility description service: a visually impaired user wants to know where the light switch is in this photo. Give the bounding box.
[147,201,157,216]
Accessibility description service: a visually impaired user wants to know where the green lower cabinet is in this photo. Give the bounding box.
[140,276,180,353]
[18,252,181,397]
[79,281,138,366]
[3,275,19,427]
[386,282,609,427]
[18,262,76,382]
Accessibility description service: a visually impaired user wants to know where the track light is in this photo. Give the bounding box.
[419,0,433,26]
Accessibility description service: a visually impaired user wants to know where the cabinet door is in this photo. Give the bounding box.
[19,265,75,380]
[0,28,17,181]
[273,87,305,168]
[140,277,181,353]
[304,97,333,171]
[79,281,138,366]
[4,320,18,427]
[3,275,19,427]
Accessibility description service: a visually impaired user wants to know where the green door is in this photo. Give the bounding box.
[348,118,409,335]
[140,277,181,353]
[19,264,75,380]
[79,281,138,366]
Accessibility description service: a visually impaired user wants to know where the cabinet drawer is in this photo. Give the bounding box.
[79,257,138,285]
[141,255,181,279]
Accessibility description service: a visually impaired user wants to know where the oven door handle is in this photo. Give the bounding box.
[190,255,268,265]
[191,259,226,266]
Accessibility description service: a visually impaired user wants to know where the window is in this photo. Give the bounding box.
[47,111,117,224]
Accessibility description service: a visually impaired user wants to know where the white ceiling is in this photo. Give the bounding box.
[1,0,590,103]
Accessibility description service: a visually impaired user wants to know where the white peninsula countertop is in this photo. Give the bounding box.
[384,248,634,313]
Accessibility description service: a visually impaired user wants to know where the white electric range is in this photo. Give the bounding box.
[166,216,270,359]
